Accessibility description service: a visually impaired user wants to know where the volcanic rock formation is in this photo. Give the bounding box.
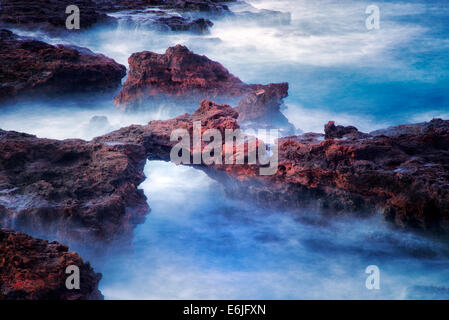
[236,82,295,133]
[98,102,449,234]
[113,45,248,107]
[0,228,102,300]
[0,33,126,103]
[93,0,232,13]
[116,10,214,34]
[0,0,110,30]
[1,101,448,302]
[113,45,293,131]
[2,98,448,242]
[0,129,149,245]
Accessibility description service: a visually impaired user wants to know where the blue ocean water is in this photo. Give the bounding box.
[97,161,449,299]
[1,0,448,136]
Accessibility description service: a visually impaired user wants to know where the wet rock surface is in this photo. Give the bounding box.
[0,228,102,300]
[236,82,295,134]
[114,45,293,131]
[0,33,126,103]
[1,103,448,299]
[116,10,214,34]
[0,129,149,245]
[98,104,449,234]
[114,44,248,107]
[0,0,110,30]
[94,0,232,13]
[324,121,368,139]
[229,1,292,27]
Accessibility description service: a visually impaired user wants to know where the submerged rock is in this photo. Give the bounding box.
[229,1,292,27]
[0,228,102,300]
[0,33,126,103]
[156,16,213,33]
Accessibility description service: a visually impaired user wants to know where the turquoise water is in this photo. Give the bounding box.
[97,161,449,299]
[2,0,448,136]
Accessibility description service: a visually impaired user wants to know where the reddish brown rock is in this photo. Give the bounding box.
[114,45,248,108]
[236,83,289,122]
[0,228,102,300]
[222,119,449,233]
[324,121,360,139]
[0,129,149,245]
[98,99,240,160]
[98,103,449,234]
[0,35,126,103]
[94,0,232,13]
[114,45,293,131]
[0,0,110,30]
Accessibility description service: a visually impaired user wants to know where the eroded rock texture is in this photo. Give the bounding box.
[94,0,232,13]
[0,34,126,103]
[0,101,448,302]
[117,11,214,34]
[98,102,449,234]
[113,45,293,131]
[0,228,102,300]
[0,0,110,30]
[113,45,248,107]
[0,130,149,245]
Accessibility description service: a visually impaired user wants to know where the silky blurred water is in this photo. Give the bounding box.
[0,0,448,299]
[97,161,449,299]
[1,0,448,137]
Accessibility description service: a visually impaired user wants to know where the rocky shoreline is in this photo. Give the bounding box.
[114,44,294,133]
[0,30,126,103]
[0,129,149,246]
[0,228,102,300]
[0,0,234,33]
[2,104,448,298]
[97,104,449,234]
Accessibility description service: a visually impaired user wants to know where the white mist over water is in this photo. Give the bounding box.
[0,97,177,140]
[2,0,448,136]
[97,161,449,299]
